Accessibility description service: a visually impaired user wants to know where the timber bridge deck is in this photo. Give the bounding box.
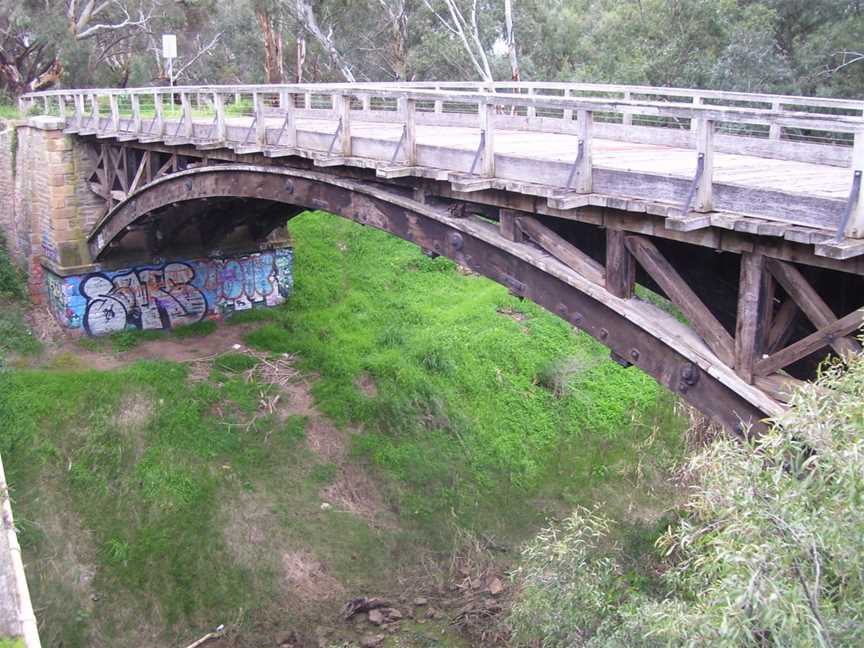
[18,81,864,430]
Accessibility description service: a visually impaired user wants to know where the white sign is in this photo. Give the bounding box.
[162,34,177,59]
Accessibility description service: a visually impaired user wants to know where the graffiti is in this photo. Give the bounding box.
[80,263,208,335]
[43,248,293,336]
[44,271,82,328]
[200,249,294,313]
[41,232,59,263]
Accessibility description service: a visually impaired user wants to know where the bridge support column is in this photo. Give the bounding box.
[0,117,100,305]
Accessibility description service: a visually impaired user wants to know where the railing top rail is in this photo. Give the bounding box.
[22,80,864,111]
[20,82,864,131]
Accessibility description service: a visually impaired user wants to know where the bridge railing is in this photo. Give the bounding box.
[19,82,864,236]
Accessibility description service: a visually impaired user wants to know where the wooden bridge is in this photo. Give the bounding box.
[18,81,864,431]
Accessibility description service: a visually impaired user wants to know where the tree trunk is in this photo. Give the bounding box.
[504,0,520,81]
[257,8,285,84]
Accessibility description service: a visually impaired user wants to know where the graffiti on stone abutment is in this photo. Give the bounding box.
[43,248,293,335]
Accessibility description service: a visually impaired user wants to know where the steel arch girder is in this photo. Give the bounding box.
[88,165,771,431]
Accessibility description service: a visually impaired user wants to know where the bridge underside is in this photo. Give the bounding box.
[74,138,864,432]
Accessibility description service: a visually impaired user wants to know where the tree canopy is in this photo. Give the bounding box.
[2,1,864,98]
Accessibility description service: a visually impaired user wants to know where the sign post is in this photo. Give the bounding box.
[162,34,177,88]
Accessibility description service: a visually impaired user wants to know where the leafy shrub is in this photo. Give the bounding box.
[509,507,625,646]
[509,353,864,647]
[0,232,25,300]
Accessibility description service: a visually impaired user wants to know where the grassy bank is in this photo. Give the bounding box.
[237,212,683,538]
[0,212,686,646]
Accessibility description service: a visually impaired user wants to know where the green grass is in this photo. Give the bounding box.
[0,232,41,365]
[239,212,685,540]
[0,210,686,644]
[0,103,19,119]
[0,639,26,648]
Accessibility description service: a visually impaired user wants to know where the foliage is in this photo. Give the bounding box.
[509,352,864,647]
[509,507,625,646]
[3,1,864,97]
[0,232,40,364]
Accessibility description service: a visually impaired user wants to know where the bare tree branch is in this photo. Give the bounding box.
[422,0,493,82]
[290,0,356,82]
[174,32,223,81]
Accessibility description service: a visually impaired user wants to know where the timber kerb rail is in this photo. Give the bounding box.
[19,81,864,248]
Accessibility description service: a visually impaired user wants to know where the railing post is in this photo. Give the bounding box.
[573,109,593,193]
[90,94,100,129]
[845,131,864,238]
[214,92,227,141]
[253,91,267,145]
[479,101,496,176]
[434,85,442,115]
[131,94,141,132]
[402,97,417,165]
[109,93,120,132]
[180,92,193,138]
[622,90,633,126]
[694,116,715,212]
[769,100,782,140]
[58,95,67,121]
[154,91,165,136]
[279,88,290,111]
[562,88,573,123]
[279,90,297,147]
[304,92,311,110]
[361,94,371,113]
[337,93,352,156]
[74,94,85,128]
[43,96,49,114]
[527,87,536,120]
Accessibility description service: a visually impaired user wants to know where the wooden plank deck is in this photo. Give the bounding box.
[289,116,851,200]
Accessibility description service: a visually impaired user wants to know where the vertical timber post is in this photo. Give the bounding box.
[90,94,100,129]
[769,100,782,140]
[109,93,120,132]
[574,109,593,193]
[337,93,352,157]
[622,90,633,126]
[562,88,573,124]
[131,94,141,132]
[253,91,267,146]
[499,208,523,242]
[605,228,635,299]
[154,92,165,136]
[58,95,67,121]
[479,101,495,177]
[74,94,85,128]
[694,115,714,212]
[844,131,864,238]
[180,92,193,138]
[214,92,227,141]
[735,253,769,383]
[403,97,417,165]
